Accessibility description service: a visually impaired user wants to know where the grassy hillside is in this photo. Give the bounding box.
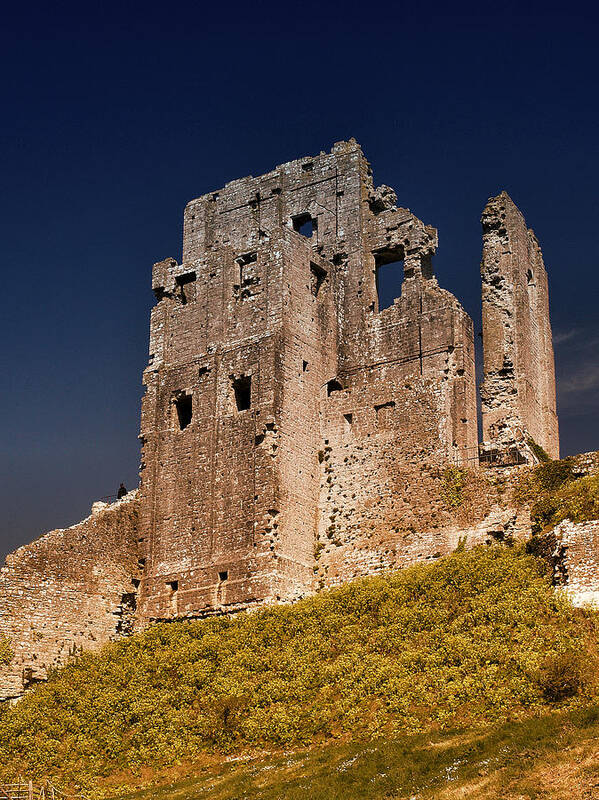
[0,545,598,797]
[117,705,599,800]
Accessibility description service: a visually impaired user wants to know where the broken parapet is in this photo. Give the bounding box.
[480,192,558,462]
[0,492,141,702]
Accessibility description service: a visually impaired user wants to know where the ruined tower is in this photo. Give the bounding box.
[136,140,478,621]
[0,142,566,700]
[480,192,559,460]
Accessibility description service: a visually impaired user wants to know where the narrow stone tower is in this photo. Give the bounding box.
[480,192,559,460]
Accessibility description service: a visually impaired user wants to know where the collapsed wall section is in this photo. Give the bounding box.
[480,192,558,460]
[533,519,599,608]
[0,493,140,701]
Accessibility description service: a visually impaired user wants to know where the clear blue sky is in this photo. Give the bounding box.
[1,0,598,559]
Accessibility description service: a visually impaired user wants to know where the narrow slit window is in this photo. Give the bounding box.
[375,251,405,311]
[292,213,316,238]
[343,412,353,433]
[174,393,193,430]
[233,376,252,411]
[310,262,327,297]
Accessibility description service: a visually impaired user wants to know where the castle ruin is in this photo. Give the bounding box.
[0,140,563,700]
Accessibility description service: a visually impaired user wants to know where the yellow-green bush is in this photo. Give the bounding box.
[0,636,12,666]
[440,466,467,508]
[531,474,599,533]
[514,458,599,534]
[0,547,597,793]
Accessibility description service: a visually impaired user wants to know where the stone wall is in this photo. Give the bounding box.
[0,493,140,701]
[136,140,480,622]
[480,192,558,460]
[534,519,599,608]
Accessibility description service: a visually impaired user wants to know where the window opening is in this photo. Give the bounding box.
[236,251,257,282]
[327,379,343,396]
[292,213,316,238]
[375,400,396,428]
[310,262,327,297]
[302,360,308,372]
[527,268,534,284]
[233,375,252,411]
[375,251,405,311]
[175,272,196,305]
[174,393,193,430]
[343,413,353,433]
[302,161,314,172]
[167,580,178,592]
[219,570,229,582]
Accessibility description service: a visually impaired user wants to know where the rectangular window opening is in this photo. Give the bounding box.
[375,251,405,312]
[310,262,327,297]
[175,272,196,305]
[218,570,229,582]
[302,360,308,372]
[167,580,178,593]
[175,393,193,430]
[233,375,252,411]
[375,400,396,428]
[343,413,353,433]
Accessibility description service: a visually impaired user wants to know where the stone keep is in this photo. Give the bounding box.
[0,140,562,700]
[136,140,478,622]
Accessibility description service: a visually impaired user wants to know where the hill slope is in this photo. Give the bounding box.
[0,545,598,796]
[118,706,599,800]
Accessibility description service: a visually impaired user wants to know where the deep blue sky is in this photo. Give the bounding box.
[1,1,598,560]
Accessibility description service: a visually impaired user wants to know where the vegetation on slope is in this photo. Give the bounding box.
[117,705,599,800]
[0,546,597,795]
[516,457,599,533]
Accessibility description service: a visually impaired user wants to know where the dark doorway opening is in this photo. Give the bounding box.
[175,394,193,430]
[233,376,252,411]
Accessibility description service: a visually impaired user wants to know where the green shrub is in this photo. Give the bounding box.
[538,651,585,703]
[532,458,576,492]
[527,437,551,463]
[531,475,599,533]
[0,547,597,793]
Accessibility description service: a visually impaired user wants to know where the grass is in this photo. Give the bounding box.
[0,545,598,797]
[115,706,599,799]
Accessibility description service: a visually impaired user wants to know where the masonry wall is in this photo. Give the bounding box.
[136,140,481,621]
[480,192,558,459]
[0,493,140,701]
[535,519,599,608]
